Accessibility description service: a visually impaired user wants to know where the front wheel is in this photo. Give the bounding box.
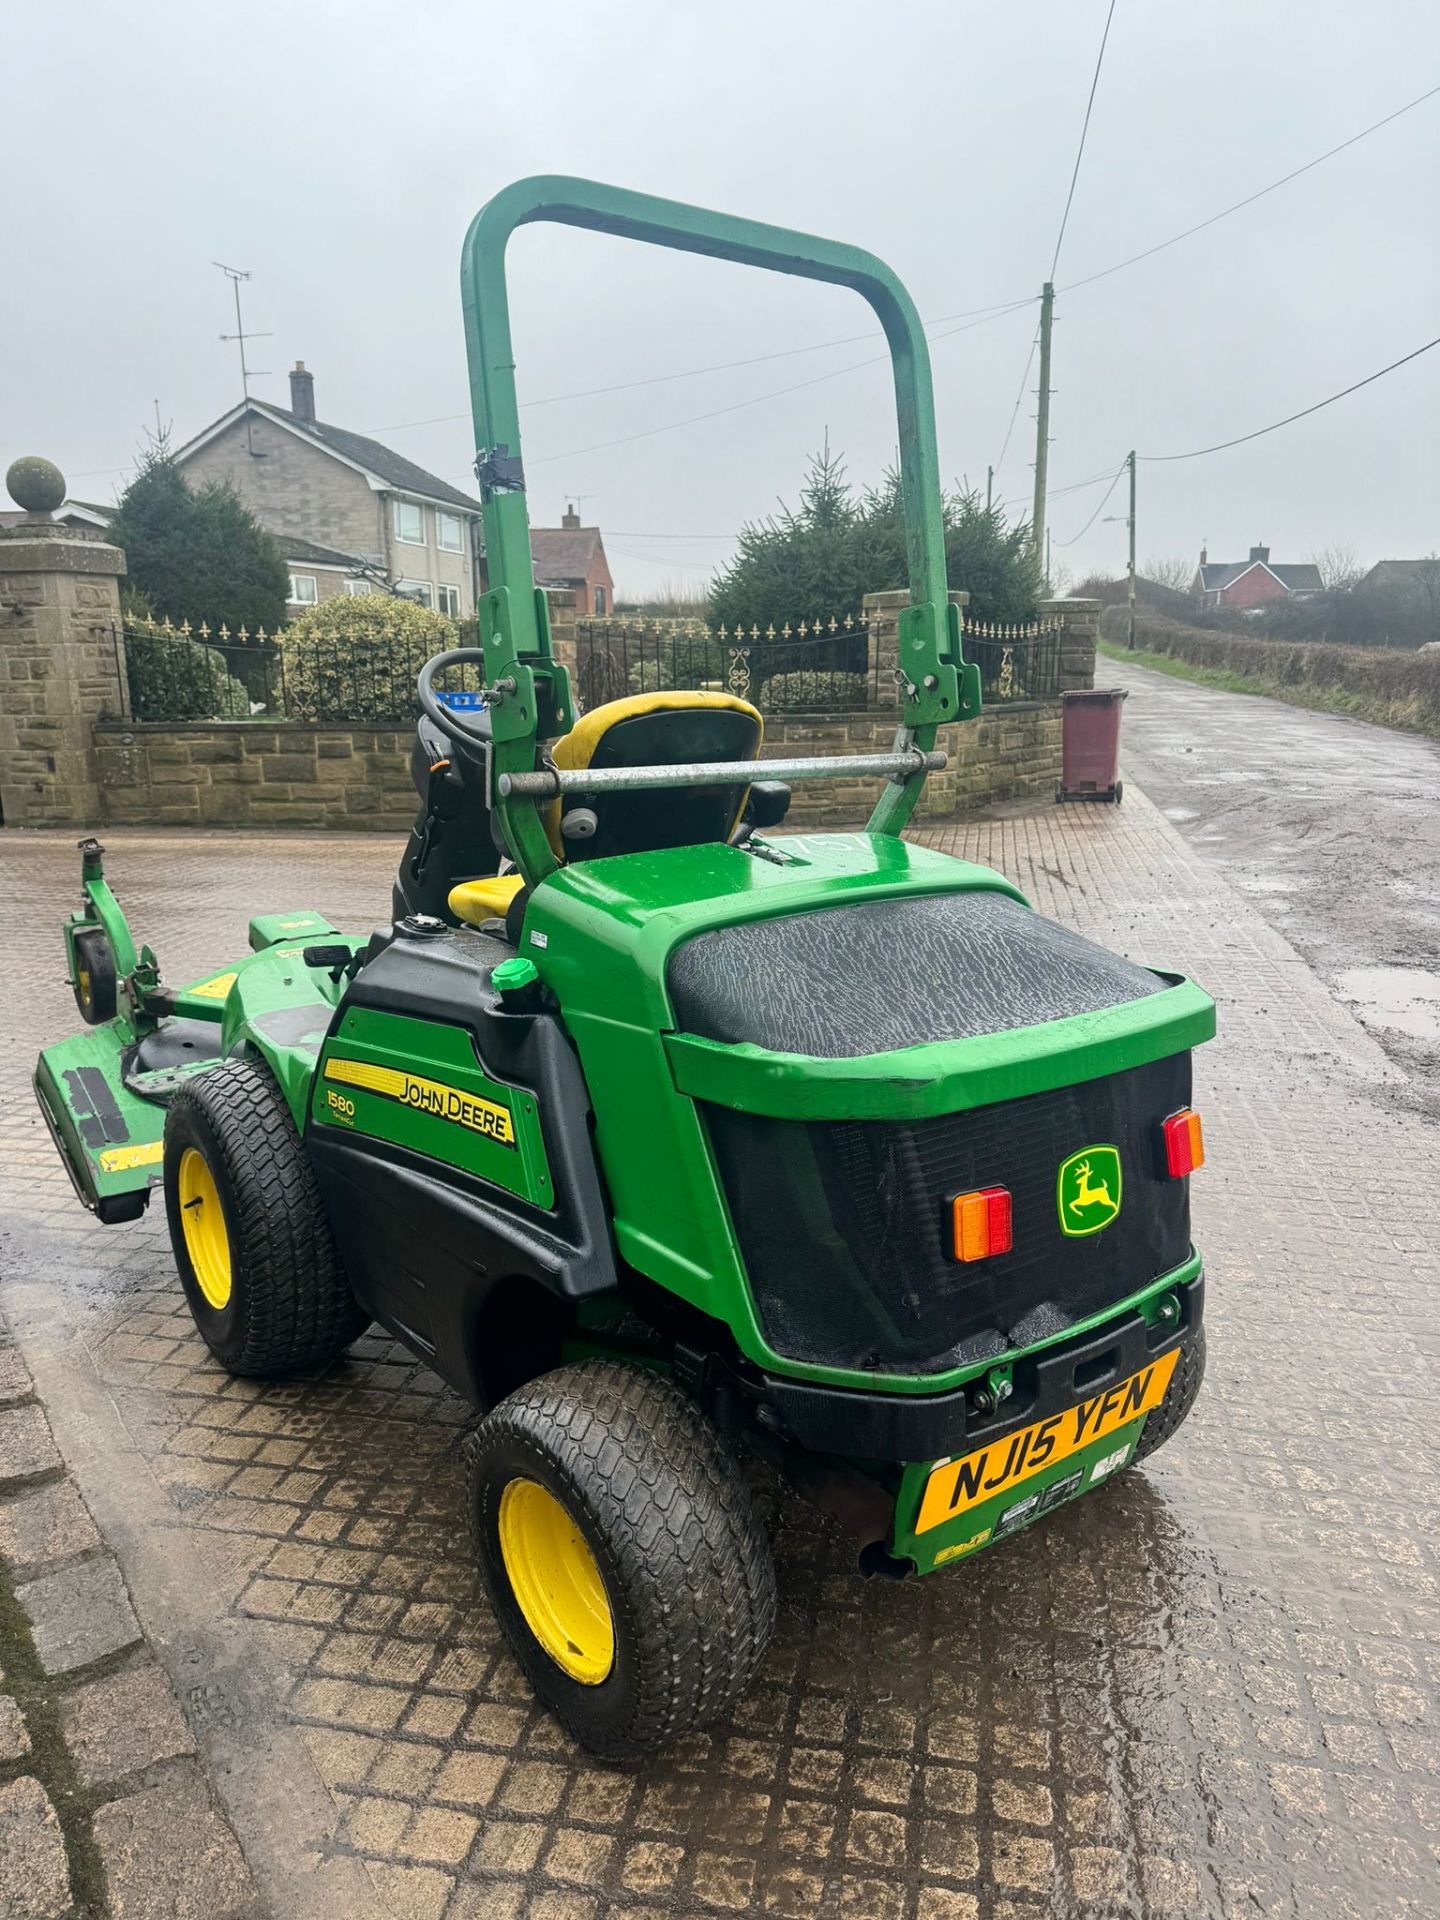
[163,1058,369,1376]
[466,1361,777,1758]
[72,927,117,1024]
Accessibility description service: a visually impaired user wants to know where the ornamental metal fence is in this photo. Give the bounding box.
[960,615,1063,703]
[113,606,1062,727]
[575,614,877,713]
[115,617,486,726]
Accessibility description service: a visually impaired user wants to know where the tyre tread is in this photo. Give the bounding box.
[467,1360,776,1757]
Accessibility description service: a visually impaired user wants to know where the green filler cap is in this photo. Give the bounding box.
[492,957,540,997]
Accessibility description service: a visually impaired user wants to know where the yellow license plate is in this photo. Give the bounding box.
[916,1348,1179,1535]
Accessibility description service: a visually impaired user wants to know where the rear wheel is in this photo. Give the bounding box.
[466,1360,776,1757]
[163,1058,368,1376]
[72,928,117,1024]
[1132,1328,1206,1463]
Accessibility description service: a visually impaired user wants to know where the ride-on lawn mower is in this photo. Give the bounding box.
[35,178,1214,1757]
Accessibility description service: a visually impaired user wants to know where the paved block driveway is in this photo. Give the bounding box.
[1,791,1436,1919]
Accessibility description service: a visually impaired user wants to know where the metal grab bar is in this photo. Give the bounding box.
[497,749,947,799]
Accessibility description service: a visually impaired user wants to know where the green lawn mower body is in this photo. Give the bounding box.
[34,178,1214,1751]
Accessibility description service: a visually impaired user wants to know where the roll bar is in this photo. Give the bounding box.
[459,176,980,885]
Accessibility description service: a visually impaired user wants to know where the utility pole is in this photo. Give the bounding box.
[1030,280,1055,563]
[986,465,994,514]
[214,262,271,456]
[1126,449,1137,650]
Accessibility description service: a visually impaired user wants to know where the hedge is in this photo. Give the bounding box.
[1099,608,1440,739]
[282,594,460,723]
[123,627,251,721]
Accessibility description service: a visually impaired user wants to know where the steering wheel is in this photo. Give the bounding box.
[416,648,495,749]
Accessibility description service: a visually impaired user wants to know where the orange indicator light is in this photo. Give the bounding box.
[1162,1108,1205,1177]
[951,1186,1013,1262]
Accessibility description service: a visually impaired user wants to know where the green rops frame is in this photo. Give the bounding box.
[459,175,982,884]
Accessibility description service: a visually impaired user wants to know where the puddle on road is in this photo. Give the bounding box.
[1336,967,1440,1041]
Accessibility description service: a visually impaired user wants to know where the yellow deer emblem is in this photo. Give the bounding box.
[1068,1159,1113,1217]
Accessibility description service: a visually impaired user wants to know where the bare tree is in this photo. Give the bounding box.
[1142,555,1196,595]
[1308,543,1364,590]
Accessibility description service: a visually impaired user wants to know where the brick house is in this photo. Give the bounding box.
[172,364,484,616]
[526,507,615,616]
[1192,544,1322,609]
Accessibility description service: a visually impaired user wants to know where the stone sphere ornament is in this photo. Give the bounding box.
[6,456,67,517]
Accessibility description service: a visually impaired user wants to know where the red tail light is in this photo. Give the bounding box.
[1163,1108,1205,1177]
[952,1186,1013,1262]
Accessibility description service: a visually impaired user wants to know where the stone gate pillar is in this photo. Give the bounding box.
[1043,596,1100,690]
[0,458,128,828]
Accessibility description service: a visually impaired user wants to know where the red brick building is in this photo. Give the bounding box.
[1193,544,1322,609]
[528,507,614,616]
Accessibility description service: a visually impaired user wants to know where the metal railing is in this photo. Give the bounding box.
[961,616,1063,703]
[576,615,877,712]
[116,618,485,725]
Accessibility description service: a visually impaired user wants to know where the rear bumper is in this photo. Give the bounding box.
[758,1266,1203,1460]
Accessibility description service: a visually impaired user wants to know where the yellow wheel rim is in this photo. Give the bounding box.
[178,1147,232,1310]
[498,1478,614,1685]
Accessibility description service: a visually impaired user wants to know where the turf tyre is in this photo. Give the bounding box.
[72,928,117,1024]
[1132,1327,1206,1463]
[467,1360,777,1758]
[163,1057,368,1376]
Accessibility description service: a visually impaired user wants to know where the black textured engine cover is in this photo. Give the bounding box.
[667,889,1166,1059]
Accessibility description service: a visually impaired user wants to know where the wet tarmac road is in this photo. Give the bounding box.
[1,790,1438,1919]
[1111,657,1440,1104]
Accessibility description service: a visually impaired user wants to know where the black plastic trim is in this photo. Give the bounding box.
[754,1271,1204,1459]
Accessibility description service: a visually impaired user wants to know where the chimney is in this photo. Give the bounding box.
[289,360,316,424]
[561,502,581,529]
[1249,543,1269,564]
[1199,545,1207,567]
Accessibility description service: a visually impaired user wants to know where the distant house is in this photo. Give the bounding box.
[1193,544,1322,609]
[0,499,111,533]
[172,363,484,616]
[526,507,615,616]
[1359,558,1440,595]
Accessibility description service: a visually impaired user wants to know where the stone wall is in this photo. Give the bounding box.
[92,700,1069,834]
[84,591,1098,832]
[94,723,419,831]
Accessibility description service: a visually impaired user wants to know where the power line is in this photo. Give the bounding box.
[1139,332,1440,462]
[1052,461,1127,544]
[1050,0,1118,281]
[1062,80,1440,296]
[519,303,1033,471]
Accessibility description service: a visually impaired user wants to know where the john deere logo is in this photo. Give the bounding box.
[1057,1145,1122,1236]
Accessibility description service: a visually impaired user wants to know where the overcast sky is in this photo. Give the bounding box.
[5,0,1437,600]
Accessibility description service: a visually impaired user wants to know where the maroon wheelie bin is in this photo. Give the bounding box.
[1058,686,1127,804]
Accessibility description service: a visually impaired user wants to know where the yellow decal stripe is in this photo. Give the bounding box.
[188,972,238,1001]
[324,1058,516,1147]
[99,1140,164,1174]
[917,1348,1179,1534]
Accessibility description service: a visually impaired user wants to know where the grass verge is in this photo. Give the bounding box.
[1097,636,1440,740]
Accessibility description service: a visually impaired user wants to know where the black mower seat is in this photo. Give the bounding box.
[449,690,763,927]
[667,889,1166,1059]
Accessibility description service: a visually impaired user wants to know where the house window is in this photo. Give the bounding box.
[593,584,607,615]
[436,584,461,617]
[436,511,463,552]
[344,578,379,596]
[393,500,425,546]
[287,573,318,606]
[396,579,433,607]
